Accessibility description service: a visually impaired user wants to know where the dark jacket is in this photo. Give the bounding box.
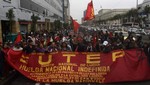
[23,45,35,54]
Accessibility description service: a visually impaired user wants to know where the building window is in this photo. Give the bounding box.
[3,0,11,3]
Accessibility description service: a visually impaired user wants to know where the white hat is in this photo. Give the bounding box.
[10,41,13,44]
[43,33,46,36]
[103,41,108,46]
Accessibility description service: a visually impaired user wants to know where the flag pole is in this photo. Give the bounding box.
[92,0,95,19]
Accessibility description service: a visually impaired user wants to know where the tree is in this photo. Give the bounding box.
[125,9,138,22]
[54,20,62,31]
[63,23,69,28]
[31,14,40,32]
[142,5,150,27]
[6,8,15,34]
[144,5,150,18]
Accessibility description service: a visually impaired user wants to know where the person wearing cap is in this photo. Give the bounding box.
[12,43,23,51]
[28,34,36,46]
[102,41,111,53]
[23,40,35,54]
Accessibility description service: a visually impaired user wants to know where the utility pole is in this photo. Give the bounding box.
[137,0,138,8]
[62,0,65,22]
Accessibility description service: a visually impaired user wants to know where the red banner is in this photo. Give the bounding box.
[6,49,150,83]
[84,0,95,20]
[73,20,80,32]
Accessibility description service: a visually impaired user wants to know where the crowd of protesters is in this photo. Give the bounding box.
[0,27,150,80]
[14,29,150,53]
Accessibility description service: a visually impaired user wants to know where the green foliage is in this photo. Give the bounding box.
[70,19,74,29]
[141,5,150,27]
[144,5,150,17]
[6,8,15,34]
[126,9,138,17]
[54,20,62,30]
[63,23,69,28]
[31,14,40,32]
[125,9,138,22]
[6,9,15,21]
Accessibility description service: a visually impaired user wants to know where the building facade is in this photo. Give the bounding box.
[138,0,150,27]
[138,0,150,12]
[0,0,68,42]
[97,9,129,26]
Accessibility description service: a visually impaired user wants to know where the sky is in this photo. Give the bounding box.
[70,0,144,23]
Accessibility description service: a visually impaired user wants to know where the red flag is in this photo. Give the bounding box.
[73,20,80,32]
[15,32,22,44]
[84,0,95,20]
